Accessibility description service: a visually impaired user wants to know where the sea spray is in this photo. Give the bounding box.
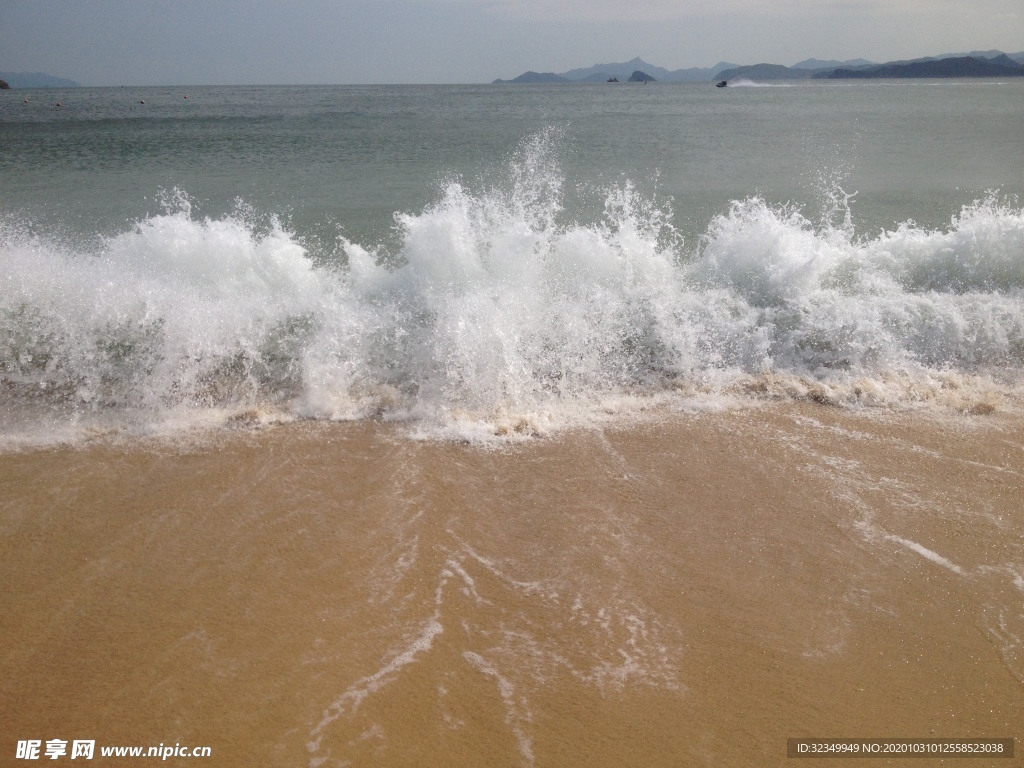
[2,134,1023,444]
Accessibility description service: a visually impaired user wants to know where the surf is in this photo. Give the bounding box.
[2,133,1023,445]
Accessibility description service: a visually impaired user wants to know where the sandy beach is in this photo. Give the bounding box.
[2,401,1022,766]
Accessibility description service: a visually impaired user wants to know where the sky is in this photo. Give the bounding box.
[0,0,1021,85]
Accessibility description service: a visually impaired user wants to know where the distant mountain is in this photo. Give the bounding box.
[661,62,739,82]
[715,63,816,81]
[559,57,666,82]
[558,57,737,83]
[495,57,737,84]
[717,52,1024,82]
[934,49,1014,60]
[791,58,875,70]
[493,50,1024,85]
[0,72,80,88]
[492,71,570,84]
[855,51,1024,68]
[986,53,1024,68]
[822,55,1024,79]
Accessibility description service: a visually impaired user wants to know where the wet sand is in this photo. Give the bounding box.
[2,403,1022,766]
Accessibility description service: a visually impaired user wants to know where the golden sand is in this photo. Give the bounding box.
[2,403,1022,766]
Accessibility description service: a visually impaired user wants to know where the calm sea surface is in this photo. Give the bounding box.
[4,82,1023,239]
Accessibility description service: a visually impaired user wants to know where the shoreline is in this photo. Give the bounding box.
[2,403,1022,766]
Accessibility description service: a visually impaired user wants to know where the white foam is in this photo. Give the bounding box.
[305,615,444,754]
[3,132,1024,445]
[725,79,796,88]
[885,534,966,575]
[463,651,535,767]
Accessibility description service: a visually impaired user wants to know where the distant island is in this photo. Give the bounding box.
[0,72,81,88]
[493,57,738,84]
[720,52,1024,81]
[494,50,1024,84]
[627,70,656,83]
[823,54,1024,79]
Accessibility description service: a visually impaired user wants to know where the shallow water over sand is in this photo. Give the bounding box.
[2,403,1022,766]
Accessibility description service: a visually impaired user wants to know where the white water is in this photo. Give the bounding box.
[2,135,1023,444]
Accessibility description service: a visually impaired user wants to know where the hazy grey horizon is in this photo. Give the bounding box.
[1,0,1021,86]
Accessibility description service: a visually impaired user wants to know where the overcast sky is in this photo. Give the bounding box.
[1,0,1020,85]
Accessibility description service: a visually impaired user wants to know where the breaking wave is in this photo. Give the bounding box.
[2,132,1023,444]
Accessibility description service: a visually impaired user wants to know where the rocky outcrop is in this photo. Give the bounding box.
[627,70,655,82]
[0,80,9,90]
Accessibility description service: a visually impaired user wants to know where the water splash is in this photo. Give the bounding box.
[2,133,1023,444]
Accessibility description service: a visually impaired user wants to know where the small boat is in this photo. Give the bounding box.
[716,80,728,88]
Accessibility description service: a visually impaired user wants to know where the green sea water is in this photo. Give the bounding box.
[3,81,1022,247]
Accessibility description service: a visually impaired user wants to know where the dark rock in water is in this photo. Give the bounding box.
[607,77,619,82]
[627,70,655,82]
[0,80,9,90]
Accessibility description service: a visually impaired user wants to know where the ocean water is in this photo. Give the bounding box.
[4,81,1024,767]
[2,81,1024,444]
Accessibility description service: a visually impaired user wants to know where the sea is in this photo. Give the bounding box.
[2,80,1023,443]
[2,81,1024,767]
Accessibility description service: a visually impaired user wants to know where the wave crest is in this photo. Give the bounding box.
[2,135,1023,443]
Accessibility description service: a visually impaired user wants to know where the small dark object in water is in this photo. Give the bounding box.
[716,80,727,88]
[607,77,619,82]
